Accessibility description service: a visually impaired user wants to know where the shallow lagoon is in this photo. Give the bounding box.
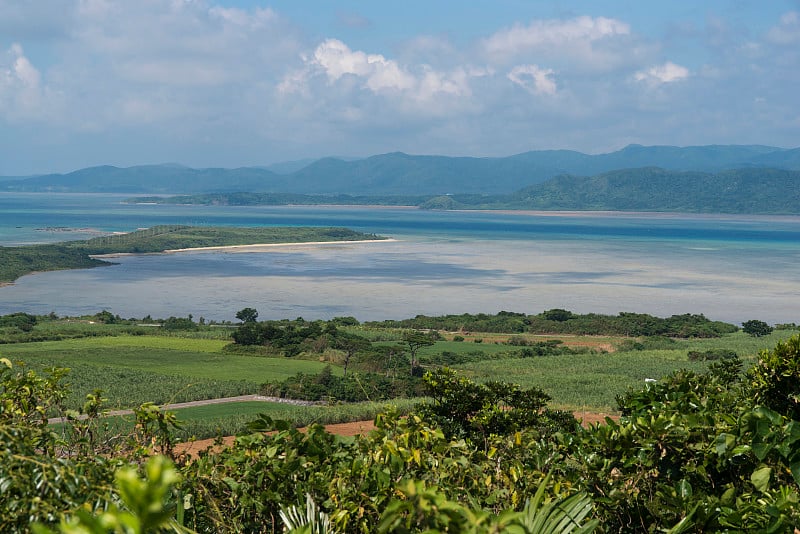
[0,193,798,324]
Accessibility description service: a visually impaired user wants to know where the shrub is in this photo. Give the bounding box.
[748,334,800,420]
[742,319,773,337]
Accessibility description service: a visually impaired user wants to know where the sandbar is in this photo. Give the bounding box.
[90,238,397,258]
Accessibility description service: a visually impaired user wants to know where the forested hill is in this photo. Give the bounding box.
[496,167,800,213]
[135,167,800,215]
[2,144,799,195]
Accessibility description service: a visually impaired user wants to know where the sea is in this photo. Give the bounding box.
[1,192,798,325]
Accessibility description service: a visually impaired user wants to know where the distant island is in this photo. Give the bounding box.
[0,226,386,285]
[129,167,800,215]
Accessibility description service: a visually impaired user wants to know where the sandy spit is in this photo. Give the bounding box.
[90,238,397,258]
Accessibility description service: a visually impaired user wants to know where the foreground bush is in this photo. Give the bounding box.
[3,336,800,532]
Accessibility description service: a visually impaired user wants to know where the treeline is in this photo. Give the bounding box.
[0,244,108,284]
[0,226,384,283]
[368,309,739,338]
[78,225,383,254]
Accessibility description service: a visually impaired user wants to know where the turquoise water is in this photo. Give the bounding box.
[1,193,798,324]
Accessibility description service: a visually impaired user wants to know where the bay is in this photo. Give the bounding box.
[1,193,798,324]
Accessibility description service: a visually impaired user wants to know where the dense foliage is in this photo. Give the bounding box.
[2,331,800,532]
[0,244,107,284]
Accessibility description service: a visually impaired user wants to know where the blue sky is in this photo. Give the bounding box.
[1,0,798,175]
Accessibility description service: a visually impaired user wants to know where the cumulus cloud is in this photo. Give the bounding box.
[767,11,800,44]
[0,43,47,119]
[634,62,690,85]
[482,16,632,69]
[507,64,557,95]
[311,39,415,91]
[282,38,475,105]
[7,43,40,88]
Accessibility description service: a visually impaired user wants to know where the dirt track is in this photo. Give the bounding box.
[174,411,619,459]
[47,395,316,425]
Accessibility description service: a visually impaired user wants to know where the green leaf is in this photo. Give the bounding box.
[677,479,692,499]
[790,461,800,487]
[750,466,772,493]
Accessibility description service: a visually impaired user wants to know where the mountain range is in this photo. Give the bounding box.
[3,144,799,196]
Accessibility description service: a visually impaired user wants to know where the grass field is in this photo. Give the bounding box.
[7,325,796,420]
[1,335,335,410]
[1,336,331,381]
[454,330,798,412]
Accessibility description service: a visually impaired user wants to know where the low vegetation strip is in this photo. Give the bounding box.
[0,225,385,283]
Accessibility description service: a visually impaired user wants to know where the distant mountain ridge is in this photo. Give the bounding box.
[1,144,798,195]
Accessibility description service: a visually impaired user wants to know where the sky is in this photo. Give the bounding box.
[1,1,799,175]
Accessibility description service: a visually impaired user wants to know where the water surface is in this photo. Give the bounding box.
[1,193,798,324]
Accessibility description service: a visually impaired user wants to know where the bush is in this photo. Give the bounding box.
[162,316,197,330]
[742,319,773,337]
[748,334,800,420]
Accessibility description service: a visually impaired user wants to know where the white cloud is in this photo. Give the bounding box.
[482,16,631,68]
[507,64,557,95]
[767,11,800,44]
[208,6,276,28]
[284,38,474,104]
[8,43,40,88]
[1,43,47,119]
[311,39,415,91]
[634,62,689,85]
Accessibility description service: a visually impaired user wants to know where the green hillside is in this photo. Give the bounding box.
[3,144,798,195]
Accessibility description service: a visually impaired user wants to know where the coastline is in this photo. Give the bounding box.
[90,238,397,258]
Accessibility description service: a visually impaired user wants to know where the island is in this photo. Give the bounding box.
[0,225,387,284]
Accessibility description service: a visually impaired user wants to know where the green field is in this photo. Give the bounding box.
[2,335,335,410]
[4,318,796,425]
[453,330,796,411]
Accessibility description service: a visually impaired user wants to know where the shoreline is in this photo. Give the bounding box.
[90,238,397,258]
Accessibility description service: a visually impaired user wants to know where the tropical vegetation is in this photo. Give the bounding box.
[2,307,800,532]
[0,226,384,284]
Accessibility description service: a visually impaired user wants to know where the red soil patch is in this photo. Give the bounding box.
[174,413,617,460]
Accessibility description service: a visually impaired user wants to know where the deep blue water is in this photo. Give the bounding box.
[3,193,800,245]
[1,193,799,323]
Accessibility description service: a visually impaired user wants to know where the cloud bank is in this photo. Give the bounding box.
[0,2,797,174]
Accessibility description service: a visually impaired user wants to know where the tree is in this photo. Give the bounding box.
[331,331,371,377]
[542,308,573,322]
[235,307,259,323]
[398,331,435,376]
[419,368,577,442]
[742,319,773,337]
